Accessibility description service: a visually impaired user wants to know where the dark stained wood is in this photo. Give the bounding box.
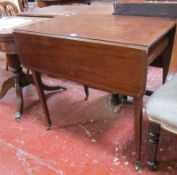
[18,2,176,103]
[14,15,175,168]
[114,1,177,18]
[15,31,148,97]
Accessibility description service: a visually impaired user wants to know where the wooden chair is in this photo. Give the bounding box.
[146,22,177,169]
[37,0,91,8]
[18,0,29,12]
[0,1,29,72]
[0,1,19,16]
[146,74,177,169]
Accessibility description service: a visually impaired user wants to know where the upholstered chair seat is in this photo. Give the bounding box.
[146,73,177,134]
[146,73,177,169]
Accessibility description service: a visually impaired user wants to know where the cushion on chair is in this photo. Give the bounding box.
[146,74,177,134]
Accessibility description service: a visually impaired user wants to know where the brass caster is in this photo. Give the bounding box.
[135,160,141,171]
[147,160,158,170]
[46,124,52,131]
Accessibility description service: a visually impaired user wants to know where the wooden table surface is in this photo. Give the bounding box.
[0,16,49,54]
[15,15,174,48]
[18,4,113,17]
[14,14,176,169]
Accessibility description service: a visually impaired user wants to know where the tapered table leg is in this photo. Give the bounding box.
[133,96,143,170]
[84,85,89,100]
[32,71,51,130]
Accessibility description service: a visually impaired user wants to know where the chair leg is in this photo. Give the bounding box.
[32,71,52,130]
[147,121,161,169]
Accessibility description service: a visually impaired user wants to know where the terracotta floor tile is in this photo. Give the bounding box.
[0,53,177,174]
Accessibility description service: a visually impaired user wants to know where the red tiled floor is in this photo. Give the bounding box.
[0,51,177,175]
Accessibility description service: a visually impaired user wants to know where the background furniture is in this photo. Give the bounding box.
[18,3,113,17]
[0,1,19,16]
[37,0,91,8]
[114,0,177,18]
[0,1,19,71]
[0,15,88,121]
[0,16,67,121]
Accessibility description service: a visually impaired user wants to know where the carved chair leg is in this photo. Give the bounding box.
[32,71,52,130]
[147,121,160,169]
[84,85,89,100]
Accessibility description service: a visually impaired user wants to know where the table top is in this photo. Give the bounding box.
[0,16,49,41]
[0,16,49,53]
[14,14,175,50]
[18,3,113,17]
